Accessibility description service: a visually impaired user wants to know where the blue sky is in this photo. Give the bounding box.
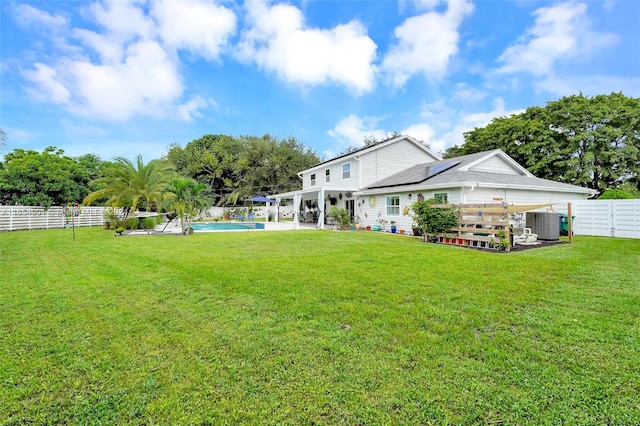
[2,0,639,162]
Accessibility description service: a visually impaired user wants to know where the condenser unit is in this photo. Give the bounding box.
[525,212,560,240]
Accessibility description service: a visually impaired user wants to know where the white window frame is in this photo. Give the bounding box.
[310,173,316,186]
[325,169,330,183]
[342,162,351,179]
[386,195,400,216]
[434,193,448,204]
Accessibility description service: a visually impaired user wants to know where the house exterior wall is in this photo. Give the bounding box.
[461,187,588,205]
[303,160,359,190]
[467,155,522,175]
[355,188,464,233]
[356,185,590,233]
[359,140,437,188]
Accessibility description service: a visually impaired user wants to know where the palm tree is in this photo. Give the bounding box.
[164,177,211,234]
[83,155,174,217]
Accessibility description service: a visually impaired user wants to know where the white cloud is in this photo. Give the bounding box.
[401,123,436,146]
[497,2,617,76]
[452,82,486,102]
[17,0,234,123]
[437,98,524,150]
[14,3,68,28]
[382,0,474,87]
[64,40,184,121]
[177,95,217,122]
[152,0,236,60]
[22,63,71,103]
[326,114,391,157]
[238,2,377,93]
[89,0,155,40]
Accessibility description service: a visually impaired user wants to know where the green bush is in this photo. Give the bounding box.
[411,198,458,237]
[598,189,635,199]
[328,207,351,229]
[125,218,139,230]
[143,217,157,229]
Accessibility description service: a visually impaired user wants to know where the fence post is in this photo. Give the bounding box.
[567,203,573,243]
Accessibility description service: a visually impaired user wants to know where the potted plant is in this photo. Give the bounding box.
[376,218,388,231]
[399,229,405,235]
[390,221,397,233]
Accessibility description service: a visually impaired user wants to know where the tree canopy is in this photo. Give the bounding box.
[83,156,175,214]
[166,134,319,205]
[445,93,640,194]
[0,147,104,208]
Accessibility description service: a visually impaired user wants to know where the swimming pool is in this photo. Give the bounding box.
[190,222,265,232]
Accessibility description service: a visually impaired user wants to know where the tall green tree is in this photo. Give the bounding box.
[229,134,319,203]
[166,133,319,205]
[453,93,640,192]
[166,134,243,205]
[0,147,100,207]
[83,155,174,215]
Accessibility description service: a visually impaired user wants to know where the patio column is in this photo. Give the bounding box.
[293,193,302,230]
[317,189,325,229]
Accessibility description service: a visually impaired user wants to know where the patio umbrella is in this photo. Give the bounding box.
[247,195,277,221]
[247,196,277,203]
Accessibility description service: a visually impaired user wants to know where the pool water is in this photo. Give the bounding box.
[190,222,265,232]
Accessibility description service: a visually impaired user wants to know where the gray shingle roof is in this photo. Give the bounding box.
[365,150,591,193]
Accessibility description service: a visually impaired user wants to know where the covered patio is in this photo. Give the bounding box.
[271,187,358,230]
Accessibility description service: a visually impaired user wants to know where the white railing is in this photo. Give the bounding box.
[0,206,120,232]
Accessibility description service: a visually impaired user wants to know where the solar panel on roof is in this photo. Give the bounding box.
[366,160,461,189]
[426,160,460,178]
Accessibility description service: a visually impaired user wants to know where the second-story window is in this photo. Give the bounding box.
[310,173,316,186]
[342,163,351,179]
[325,169,330,183]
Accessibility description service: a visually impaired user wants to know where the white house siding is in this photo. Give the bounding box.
[302,159,360,190]
[462,187,586,206]
[355,189,463,233]
[467,155,522,175]
[360,140,437,189]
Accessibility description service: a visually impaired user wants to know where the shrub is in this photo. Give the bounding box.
[411,198,458,239]
[328,207,351,229]
[125,218,139,230]
[143,217,157,229]
[598,189,635,199]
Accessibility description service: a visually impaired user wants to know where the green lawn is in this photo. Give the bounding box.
[1,228,639,425]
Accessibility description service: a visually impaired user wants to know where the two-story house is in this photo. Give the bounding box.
[271,135,441,228]
[271,135,594,230]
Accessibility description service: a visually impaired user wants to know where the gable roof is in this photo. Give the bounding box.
[365,149,593,194]
[300,134,441,174]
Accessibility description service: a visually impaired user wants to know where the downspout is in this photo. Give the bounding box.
[354,155,362,190]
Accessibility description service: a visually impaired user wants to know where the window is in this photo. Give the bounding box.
[342,163,351,179]
[386,196,400,216]
[325,169,330,183]
[310,173,316,186]
[434,193,448,203]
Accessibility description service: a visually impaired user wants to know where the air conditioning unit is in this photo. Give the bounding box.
[526,212,560,240]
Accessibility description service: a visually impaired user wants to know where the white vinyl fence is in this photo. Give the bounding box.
[0,206,117,232]
[568,199,640,239]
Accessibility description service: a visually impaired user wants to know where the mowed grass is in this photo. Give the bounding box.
[1,228,639,425]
